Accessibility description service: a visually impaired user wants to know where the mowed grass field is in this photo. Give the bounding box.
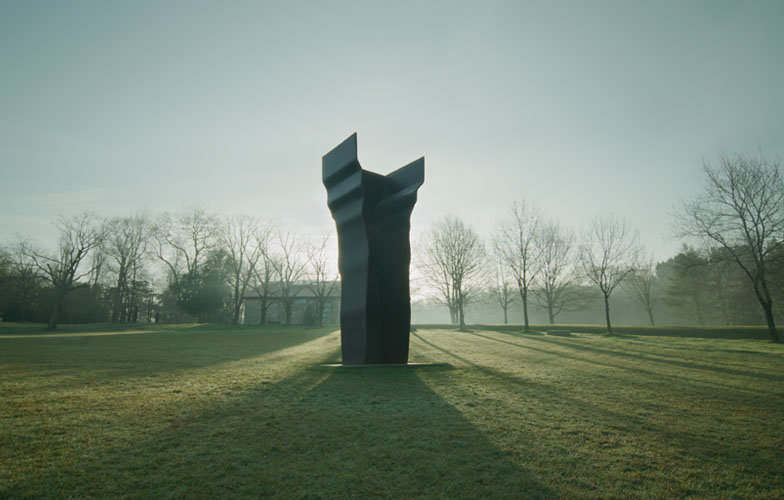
[1,323,783,499]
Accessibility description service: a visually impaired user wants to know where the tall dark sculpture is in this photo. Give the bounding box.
[323,133,424,365]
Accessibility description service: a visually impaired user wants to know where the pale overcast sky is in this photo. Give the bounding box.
[1,0,783,260]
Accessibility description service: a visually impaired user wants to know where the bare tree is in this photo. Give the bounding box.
[6,244,42,322]
[0,246,9,282]
[250,223,276,325]
[493,201,541,331]
[532,219,584,324]
[21,213,105,330]
[220,214,265,325]
[86,243,106,287]
[104,213,152,322]
[152,206,218,286]
[490,261,514,324]
[677,153,784,342]
[624,255,658,326]
[579,215,638,334]
[420,215,486,328]
[305,233,339,327]
[0,248,10,319]
[273,225,307,325]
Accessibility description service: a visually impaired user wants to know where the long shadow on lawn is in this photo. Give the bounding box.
[0,327,337,390]
[412,332,782,496]
[459,330,784,398]
[3,354,554,499]
[416,324,773,340]
[501,330,784,383]
[415,330,774,443]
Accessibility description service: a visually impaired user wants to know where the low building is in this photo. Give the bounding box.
[242,281,340,326]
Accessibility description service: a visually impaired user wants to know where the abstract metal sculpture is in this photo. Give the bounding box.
[323,133,424,365]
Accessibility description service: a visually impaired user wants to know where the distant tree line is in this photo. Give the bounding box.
[0,208,337,330]
[416,152,784,342]
[2,152,782,341]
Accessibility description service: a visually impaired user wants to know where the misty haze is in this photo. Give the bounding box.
[1,1,783,499]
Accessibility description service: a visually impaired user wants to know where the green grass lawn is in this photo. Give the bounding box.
[1,323,782,499]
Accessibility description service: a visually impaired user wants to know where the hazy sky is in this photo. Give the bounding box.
[2,0,783,260]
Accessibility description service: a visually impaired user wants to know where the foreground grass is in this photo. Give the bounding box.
[1,324,783,499]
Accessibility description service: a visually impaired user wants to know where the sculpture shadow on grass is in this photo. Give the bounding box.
[7,360,555,499]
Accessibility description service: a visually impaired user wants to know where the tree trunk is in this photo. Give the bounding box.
[647,308,655,326]
[231,281,241,324]
[458,302,466,329]
[522,289,530,332]
[260,296,267,325]
[752,279,780,343]
[111,285,122,322]
[603,293,612,334]
[548,305,555,325]
[112,266,127,323]
[317,300,325,327]
[762,300,780,342]
[232,304,240,325]
[503,307,508,324]
[128,267,138,323]
[47,289,67,330]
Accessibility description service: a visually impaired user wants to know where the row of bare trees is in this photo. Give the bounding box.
[417,152,784,342]
[418,209,640,333]
[3,153,780,340]
[1,208,337,330]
